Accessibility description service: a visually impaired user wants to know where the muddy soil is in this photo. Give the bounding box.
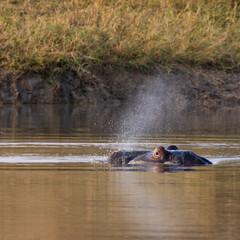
[0,68,239,109]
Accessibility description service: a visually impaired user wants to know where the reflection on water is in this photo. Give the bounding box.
[1,165,240,240]
[0,105,240,239]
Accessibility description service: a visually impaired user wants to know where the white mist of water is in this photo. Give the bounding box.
[117,78,177,143]
[119,96,163,141]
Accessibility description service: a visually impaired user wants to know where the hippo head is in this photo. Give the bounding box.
[133,146,170,163]
[152,146,171,162]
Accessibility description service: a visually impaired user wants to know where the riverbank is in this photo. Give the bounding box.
[1,1,239,108]
[0,67,239,109]
[1,0,239,74]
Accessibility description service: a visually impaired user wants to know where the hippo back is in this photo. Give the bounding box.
[169,150,212,166]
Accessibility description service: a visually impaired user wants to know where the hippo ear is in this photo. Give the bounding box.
[167,145,179,150]
[153,146,165,159]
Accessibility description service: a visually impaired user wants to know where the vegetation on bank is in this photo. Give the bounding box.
[0,0,240,76]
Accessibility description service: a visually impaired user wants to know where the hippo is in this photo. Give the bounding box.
[108,145,212,166]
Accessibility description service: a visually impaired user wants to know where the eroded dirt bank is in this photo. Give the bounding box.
[0,68,239,108]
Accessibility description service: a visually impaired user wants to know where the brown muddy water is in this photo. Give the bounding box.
[0,105,240,240]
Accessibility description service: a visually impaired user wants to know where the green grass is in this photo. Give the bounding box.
[0,0,240,75]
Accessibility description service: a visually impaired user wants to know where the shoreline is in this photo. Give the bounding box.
[0,68,239,109]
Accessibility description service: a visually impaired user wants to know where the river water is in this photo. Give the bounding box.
[0,105,240,240]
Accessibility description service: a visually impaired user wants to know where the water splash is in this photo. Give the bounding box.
[117,79,174,143]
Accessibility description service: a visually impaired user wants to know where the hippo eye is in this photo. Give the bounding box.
[155,152,158,156]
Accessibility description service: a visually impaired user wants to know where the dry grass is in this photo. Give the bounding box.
[0,0,240,75]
